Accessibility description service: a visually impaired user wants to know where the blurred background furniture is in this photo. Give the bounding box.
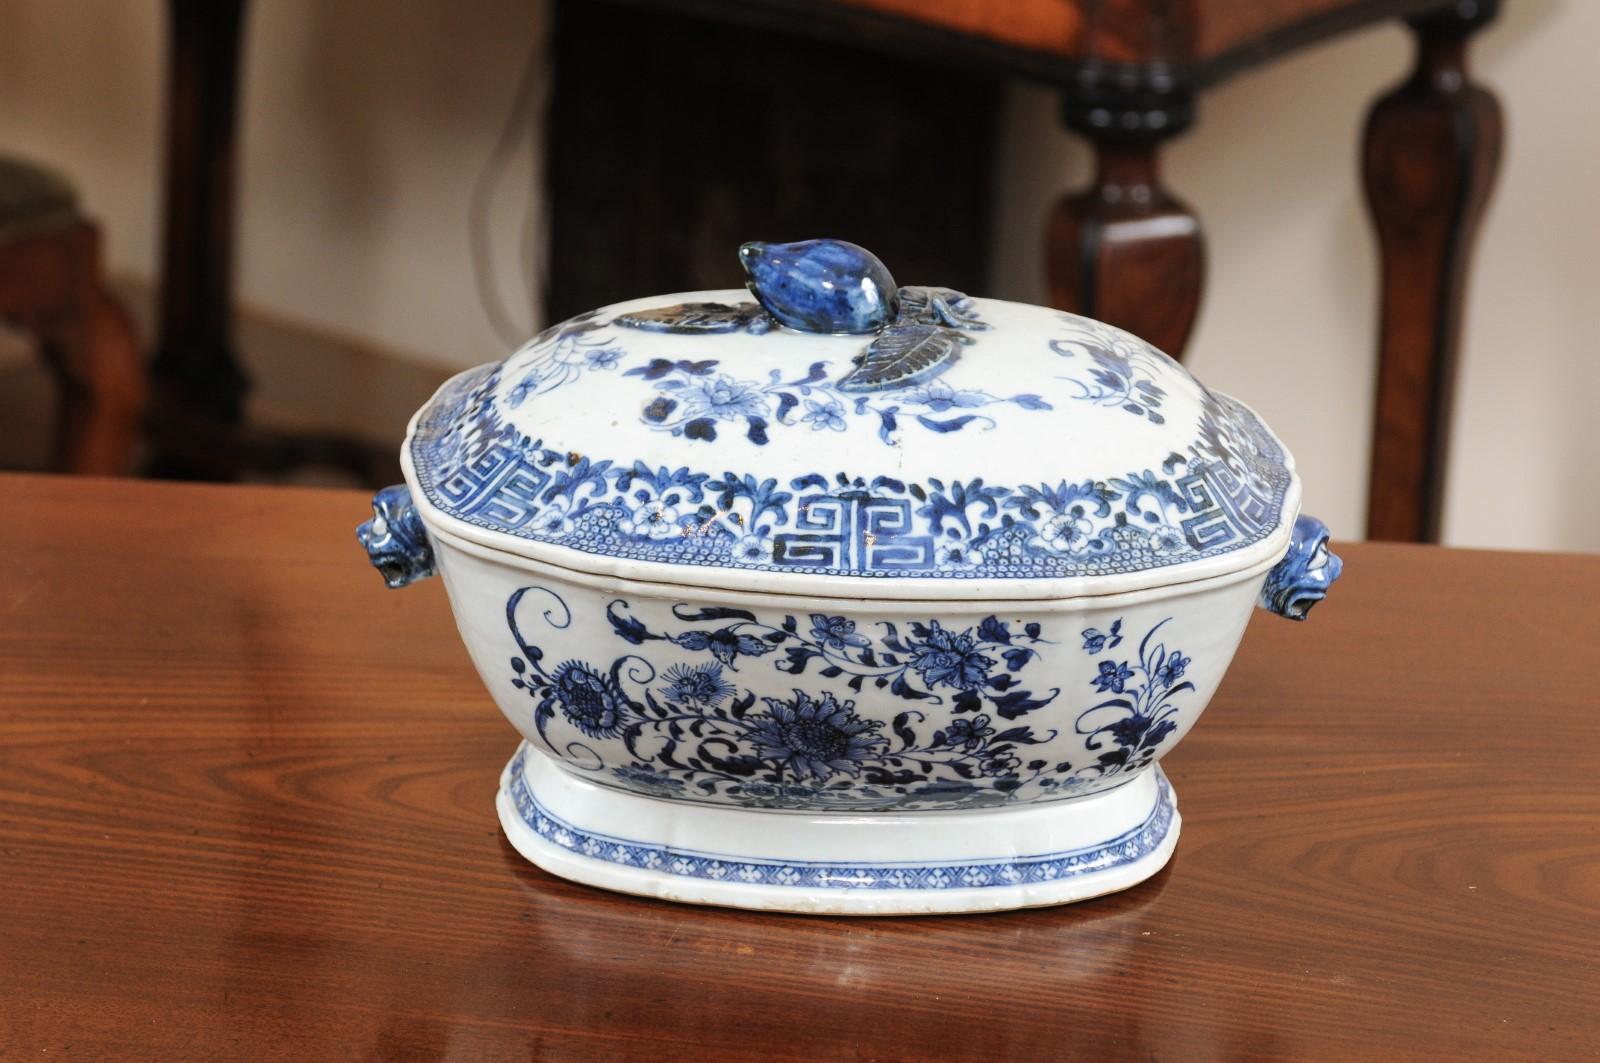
[153,0,1500,542]
[0,155,143,476]
[145,0,396,486]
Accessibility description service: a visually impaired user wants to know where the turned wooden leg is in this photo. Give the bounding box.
[31,223,147,476]
[1048,77,1203,359]
[41,292,146,477]
[1363,0,1501,542]
[148,0,250,478]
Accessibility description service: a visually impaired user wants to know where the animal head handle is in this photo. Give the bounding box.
[1258,515,1343,620]
[357,484,436,589]
[739,239,899,335]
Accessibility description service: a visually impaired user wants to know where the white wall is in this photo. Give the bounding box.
[1,0,1595,550]
[0,0,549,364]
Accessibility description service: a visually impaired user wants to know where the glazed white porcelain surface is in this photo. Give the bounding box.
[433,523,1266,807]
[414,521,1266,911]
[401,288,1299,600]
[356,239,1342,914]
[497,750,1180,915]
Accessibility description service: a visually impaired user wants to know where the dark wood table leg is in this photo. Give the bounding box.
[1047,70,1203,360]
[137,0,413,487]
[37,223,147,476]
[147,0,249,479]
[1362,0,1501,542]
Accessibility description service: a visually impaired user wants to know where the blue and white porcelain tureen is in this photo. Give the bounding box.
[359,239,1341,914]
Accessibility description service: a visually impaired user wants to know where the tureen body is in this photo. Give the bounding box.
[359,240,1340,914]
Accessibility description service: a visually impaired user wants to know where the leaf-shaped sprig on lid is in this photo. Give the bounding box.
[618,241,995,395]
[896,286,990,332]
[614,301,772,335]
[836,323,976,393]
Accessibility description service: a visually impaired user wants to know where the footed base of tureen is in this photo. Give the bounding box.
[496,744,1180,915]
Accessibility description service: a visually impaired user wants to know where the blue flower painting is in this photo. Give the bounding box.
[506,585,1198,810]
[747,691,887,780]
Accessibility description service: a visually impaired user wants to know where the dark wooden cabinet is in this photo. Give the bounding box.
[544,2,999,322]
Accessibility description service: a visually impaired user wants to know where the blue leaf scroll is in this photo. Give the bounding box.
[837,324,970,393]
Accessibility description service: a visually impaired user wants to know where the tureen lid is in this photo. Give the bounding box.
[403,240,1299,600]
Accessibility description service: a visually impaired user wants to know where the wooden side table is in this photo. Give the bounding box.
[151,0,1500,541]
[3,474,1596,1060]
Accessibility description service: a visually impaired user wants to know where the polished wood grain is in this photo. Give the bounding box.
[674,0,1463,80]
[829,0,1086,59]
[2,473,1595,1060]
[1362,1,1501,542]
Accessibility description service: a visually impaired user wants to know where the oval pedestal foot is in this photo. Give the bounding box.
[496,743,1180,915]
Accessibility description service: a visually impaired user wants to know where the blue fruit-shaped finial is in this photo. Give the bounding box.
[739,239,899,335]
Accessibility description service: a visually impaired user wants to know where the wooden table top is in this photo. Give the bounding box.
[2,473,1596,1061]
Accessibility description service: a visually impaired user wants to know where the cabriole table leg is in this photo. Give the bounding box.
[1362,0,1502,542]
[1048,69,1204,361]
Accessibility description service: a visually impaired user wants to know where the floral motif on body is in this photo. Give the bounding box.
[746,691,888,781]
[1075,618,1193,778]
[504,586,1198,810]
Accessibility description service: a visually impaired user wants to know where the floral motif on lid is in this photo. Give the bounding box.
[407,240,1296,588]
